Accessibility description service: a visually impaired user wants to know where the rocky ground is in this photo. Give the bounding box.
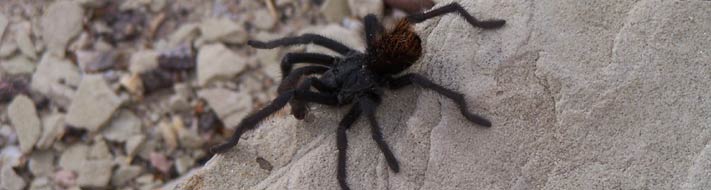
[0,0,426,189]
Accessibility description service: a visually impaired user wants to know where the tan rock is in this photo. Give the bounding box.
[196,44,247,86]
[41,1,84,56]
[198,88,253,128]
[65,75,123,132]
[8,95,41,153]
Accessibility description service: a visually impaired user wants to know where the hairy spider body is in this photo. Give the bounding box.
[210,3,505,190]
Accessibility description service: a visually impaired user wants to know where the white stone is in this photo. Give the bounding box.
[58,144,89,170]
[111,165,142,186]
[36,114,65,149]
[28,151,55,177]
[30,53,81,107]
[321,0,350,22]
[175,155,194,175]
[150,0,166,12]
[198,88,253,128]
[66,75,123,132]
[0,42,17,58]
[1,55,35,75]
[196,43,247,86]
[125,135,145,157]
[14,22,37,60]
[158,120,178,150]
[89,136,112,160]
[102,110,142,142]
[252,10,276,30]
[168,23,199,46]
[199,18,247,44]
[1,165,26,190]
[347,0,384,18]
[8,95,41,153]
[29,177,52,190]
[128,50,159,74]
[301,24,365,55]
[41,0,84,56]
[76,159,113,188]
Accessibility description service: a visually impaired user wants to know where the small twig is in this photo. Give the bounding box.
[264,0,279,19]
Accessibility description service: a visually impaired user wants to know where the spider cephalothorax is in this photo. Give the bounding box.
[210,3,505,189]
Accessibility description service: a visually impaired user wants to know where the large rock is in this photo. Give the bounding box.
[30,53,81,106]
[58,143,114,188]
[1,165,26,190]
[66,75,122,132]
[197,88,253,128]
[41,0,84,56]
[179,1,711,189]
[196,44,247,86]
[1,55,35,75]
[198,18,247,44]
[8,95,41,153]
[101,110,142,142]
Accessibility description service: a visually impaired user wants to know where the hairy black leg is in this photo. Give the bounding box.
[337,105,361,190]
[407,2,505,29]
[276,66,332,119]
[363,14,383,53]
[359,97,400,173]
[277,66,328,94]
[290,77,339,119]
[210,89,338,154]
[248,34,356,55]
[388,74,492,127]
[280,53,336,79]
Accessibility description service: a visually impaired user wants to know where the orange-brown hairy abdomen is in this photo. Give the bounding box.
[370,19,422,74]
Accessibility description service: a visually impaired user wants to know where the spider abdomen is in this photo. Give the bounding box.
[369,19,422,74]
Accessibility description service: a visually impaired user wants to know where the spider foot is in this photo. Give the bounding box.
[247,40,268,49]
[463,112,492,127]
[477,19,506,29]
[209,141,237,154]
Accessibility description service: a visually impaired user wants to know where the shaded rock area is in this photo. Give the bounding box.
[177,0,711,190]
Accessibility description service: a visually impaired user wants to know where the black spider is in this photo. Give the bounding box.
[210,3,505,189]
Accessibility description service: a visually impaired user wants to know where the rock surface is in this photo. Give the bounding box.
[1,165,26,190]
[66,75,122,132]
[30,53,81,107]
[40,0,84,56]
[197,88,253,128]
[198,18,247,44]
[101,110,142,142]
[196,44,247,86]
[178,1,711,189]
[8,95,41,153]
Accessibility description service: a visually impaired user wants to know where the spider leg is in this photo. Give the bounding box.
[277,66,329,94]
[210,87,338,154]
[406,2,505,29]
[248,34,356,55]
[359,97,400,173]
[388,74,492,127]
[277,66,335,119]
[279,53,336,79]
[290,77,339,119]
[337,105,361,190]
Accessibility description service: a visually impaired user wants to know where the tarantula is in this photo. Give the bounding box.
[210,3,505,189]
